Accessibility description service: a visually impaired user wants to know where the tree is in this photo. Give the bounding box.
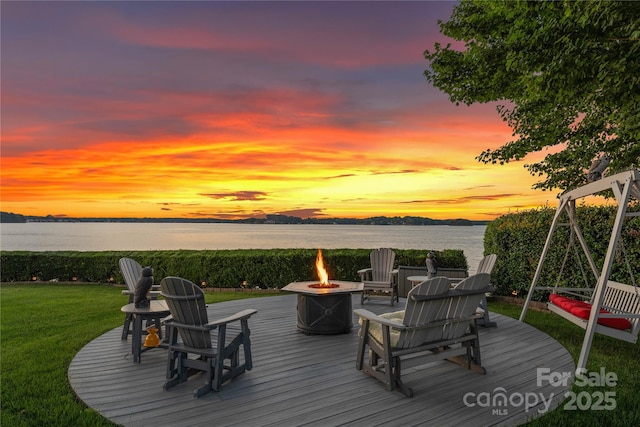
[424,0,640,192]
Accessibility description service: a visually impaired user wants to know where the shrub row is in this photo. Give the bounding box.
[0,248,467,289]
[485,205,639,300]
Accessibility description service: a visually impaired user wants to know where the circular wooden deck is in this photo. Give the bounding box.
[69,294,574,426]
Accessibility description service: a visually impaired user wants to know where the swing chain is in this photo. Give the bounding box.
[618,237,639,296]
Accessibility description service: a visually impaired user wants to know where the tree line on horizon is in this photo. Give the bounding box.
[0,211,487,226]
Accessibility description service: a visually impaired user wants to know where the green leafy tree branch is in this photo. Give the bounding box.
[424,0,639,192]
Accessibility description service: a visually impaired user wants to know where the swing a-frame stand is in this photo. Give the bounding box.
[520,169,640,373]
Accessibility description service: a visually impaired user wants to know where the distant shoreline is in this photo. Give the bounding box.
[1,211,489,226]
[1,221,487,262]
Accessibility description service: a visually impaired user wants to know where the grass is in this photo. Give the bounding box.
[0,283,276,426]
[1,283,638,426]
[490,303,640,426]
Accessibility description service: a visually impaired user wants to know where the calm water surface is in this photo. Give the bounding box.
[0,223,487,273]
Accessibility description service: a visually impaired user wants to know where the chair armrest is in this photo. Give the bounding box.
[207,309,258,327]
[410,286,494,302]
[362,280,394,285]
[357,268,372,281]
[391,269,398,284]
[353,308,407,330]
[166,309,257,332]
[122,289,162,296]
[410,314,481,330]
[165,322,212,332]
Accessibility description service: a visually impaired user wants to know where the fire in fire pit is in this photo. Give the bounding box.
[309,249,339,289]
[282,249,363,334]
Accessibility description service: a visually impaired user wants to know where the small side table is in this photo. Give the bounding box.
[121,286,162,340]
[121,300,171,363]
[407,276,429,288]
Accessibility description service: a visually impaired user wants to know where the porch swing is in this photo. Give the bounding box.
[520,169,640,373]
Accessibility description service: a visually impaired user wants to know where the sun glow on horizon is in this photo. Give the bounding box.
[1,1,558,221]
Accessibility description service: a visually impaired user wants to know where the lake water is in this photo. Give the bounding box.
[0,223,487,273]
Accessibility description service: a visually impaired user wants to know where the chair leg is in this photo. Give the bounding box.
[478,295,497,327]
[163,327,186,389]
[230,347,240,370]
[392,357,413,398]
[121,313,132,340]
[211,354,224,392]
[166,350,179,380]
[447,323,486,375]
[194,362,214,398]
[121,294,135,340]
[380,325,394,391]
[356,320,368,370]
[241,320,253,371]
[470,321,484,369]
[212,326,227,392]
[164,351,188,390]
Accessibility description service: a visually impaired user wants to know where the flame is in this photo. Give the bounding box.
[315,248,330,286]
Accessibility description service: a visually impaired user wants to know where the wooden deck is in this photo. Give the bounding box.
[69,294,574,427]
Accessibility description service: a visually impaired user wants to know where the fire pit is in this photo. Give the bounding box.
[282,250,363,335]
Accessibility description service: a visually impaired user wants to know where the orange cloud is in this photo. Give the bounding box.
[200,191,269,201]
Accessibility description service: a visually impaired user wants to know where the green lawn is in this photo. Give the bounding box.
[0,283,273,426]
[1,284,638,426]
[489,302,640,426]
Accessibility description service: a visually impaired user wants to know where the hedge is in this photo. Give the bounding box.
[485,205,639,301]
[0,248,467,289]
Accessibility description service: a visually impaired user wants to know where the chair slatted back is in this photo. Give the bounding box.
[160,277,211,349]
[603,281,640,335]
[442,273,491,339]
[370,248,396,282]
[477,254,497,275]
[396,277,451,348]
[119,257,143,293]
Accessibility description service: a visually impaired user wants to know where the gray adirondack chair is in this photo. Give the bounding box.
[118,257,161,340]
[358,248,398,305]
[160,276,257,397]
[354,273,491,397]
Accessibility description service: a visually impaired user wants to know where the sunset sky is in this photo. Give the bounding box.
[1,1,558,221]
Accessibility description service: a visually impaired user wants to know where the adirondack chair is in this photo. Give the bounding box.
[476,254,497,327]
[354,273,491,397]
[160,276,257,397]
[358,248,398,305]
[118,257,161,340]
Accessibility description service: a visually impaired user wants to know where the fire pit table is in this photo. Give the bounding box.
[282,280,364,335]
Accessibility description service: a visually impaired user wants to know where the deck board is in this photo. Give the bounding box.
[69,294,574,426]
